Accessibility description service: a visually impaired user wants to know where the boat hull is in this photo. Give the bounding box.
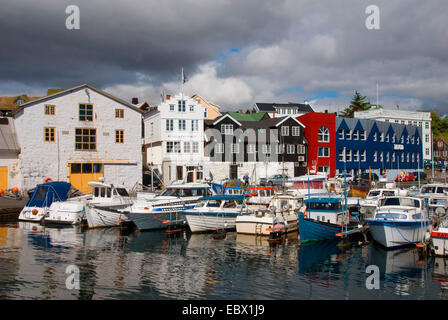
[125,211,184,231]
[86,206,130,228]
[184,212,240,233]
[298,213,345,242]
[366,219,430,249]
[44,202,85,225]
[18,206,47,222]
[236,215,298,235]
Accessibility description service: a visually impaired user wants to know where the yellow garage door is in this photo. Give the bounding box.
[0,167,7,190]
[69,163,104,194]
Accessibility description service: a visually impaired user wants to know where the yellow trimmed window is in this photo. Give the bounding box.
[115,109,124,118]
[45,105,55,115]
[115,130,124,143]
[75,128,96,150]
[44,127,55,142]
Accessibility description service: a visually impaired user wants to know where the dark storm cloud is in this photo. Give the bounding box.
[1,0,448,113]
[0,0,293,90]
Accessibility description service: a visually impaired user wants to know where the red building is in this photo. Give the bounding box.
[297,112,336,177]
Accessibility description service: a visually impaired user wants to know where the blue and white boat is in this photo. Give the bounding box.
[183,194,251,233]
[18,182,76,222]
[124,182,223,231]
[298,197,357,243]
[365,196,431,249]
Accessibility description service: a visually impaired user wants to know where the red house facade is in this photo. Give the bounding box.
[297,112,336,177]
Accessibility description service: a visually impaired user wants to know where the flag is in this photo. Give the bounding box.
[182,67,188,84]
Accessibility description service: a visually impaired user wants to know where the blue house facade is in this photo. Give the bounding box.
[335,117,423,179]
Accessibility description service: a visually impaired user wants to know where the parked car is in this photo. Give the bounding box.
[412,171,427,181]
[395,172,415,182]
[354,172,379,182]
[335,174,354,182]
[259,174,290,186]
[424,160,446,171]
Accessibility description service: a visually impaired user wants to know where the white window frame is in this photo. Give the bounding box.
[221,124,234,135]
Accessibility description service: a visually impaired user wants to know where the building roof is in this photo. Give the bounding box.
[354,108,431,121]
[12,83,144,116]
[0,117,20,152]
[255,102,314,113]
[226,111,269,122]
[0,95,41,111]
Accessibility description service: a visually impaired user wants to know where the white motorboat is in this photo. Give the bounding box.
[85,180,133,228]
[123,182,221,231]
[183,194,251,233]
[236,193,305,236]
[366,196,431,249]
[18,182,77,223]
[359,183,407,222]
[417,183,448,216]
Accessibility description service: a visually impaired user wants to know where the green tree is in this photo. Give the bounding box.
[339,91,371,118]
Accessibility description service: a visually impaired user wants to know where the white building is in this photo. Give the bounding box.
[143,93,206,186]
[12,83,143,193]
[354,108,432,161]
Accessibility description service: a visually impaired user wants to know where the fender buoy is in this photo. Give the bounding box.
[44,177,53,183]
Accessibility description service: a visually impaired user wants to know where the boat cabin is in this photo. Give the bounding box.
[420,184,448,195]
[247,186,276,198]
[305,197,348,225]
[159,185,213,197]
[375,197,427,220]
[88,181,130,202]
[194,195,246,210]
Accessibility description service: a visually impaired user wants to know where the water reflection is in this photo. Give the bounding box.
[0,222,446,300]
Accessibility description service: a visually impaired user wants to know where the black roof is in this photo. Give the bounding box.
[255,103,314,113]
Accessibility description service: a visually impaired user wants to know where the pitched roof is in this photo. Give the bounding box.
[255,102,314,113]
[227,111,268,122]
[12,83,144,116]
[0,95,41,111]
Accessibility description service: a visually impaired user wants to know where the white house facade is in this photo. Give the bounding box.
[143,93,206,186]
[13,84,143,193]
[354,108,432,160]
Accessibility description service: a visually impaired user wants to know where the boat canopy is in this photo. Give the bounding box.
[26,182,73,208]
[199,195,245,201]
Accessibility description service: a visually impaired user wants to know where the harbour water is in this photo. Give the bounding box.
[0,221,447,300]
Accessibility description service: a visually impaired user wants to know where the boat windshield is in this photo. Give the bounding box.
[160,187,211,197]
[116,188,129,197]
[421,186,436,194]
[308,201,342,211]
[383,191,396,197]
[375,213,407,220]
[380,197,420,208]
[368,191,381,197]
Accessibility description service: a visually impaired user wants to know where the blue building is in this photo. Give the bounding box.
[336,117,423,179]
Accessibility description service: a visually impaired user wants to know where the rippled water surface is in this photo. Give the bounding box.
[0,221,447,300]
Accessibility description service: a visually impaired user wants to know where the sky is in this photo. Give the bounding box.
[1,0,448,114]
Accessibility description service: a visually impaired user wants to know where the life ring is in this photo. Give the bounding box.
[44,177,53,183]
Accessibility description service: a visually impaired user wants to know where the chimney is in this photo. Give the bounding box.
[132,97,139,105]
[166,94,171,100]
